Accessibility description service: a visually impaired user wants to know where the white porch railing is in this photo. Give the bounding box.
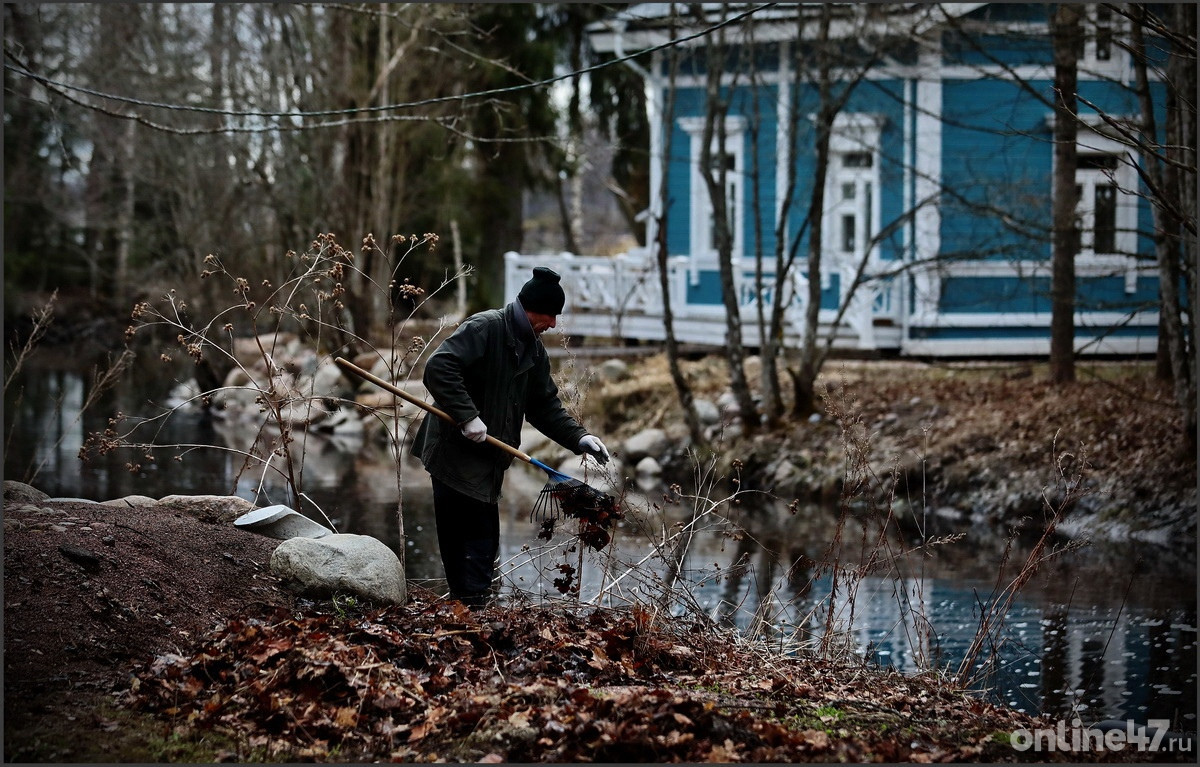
[504,251,901,350]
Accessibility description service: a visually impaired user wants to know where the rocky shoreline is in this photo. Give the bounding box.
[152,332,1194,547]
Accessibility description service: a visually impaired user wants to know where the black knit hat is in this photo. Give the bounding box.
[518,266,566,315]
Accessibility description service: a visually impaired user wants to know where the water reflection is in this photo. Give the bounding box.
[4,362,1196,729]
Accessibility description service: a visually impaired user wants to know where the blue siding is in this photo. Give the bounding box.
[946,4,1051,66]
[912,325,1157,341]
[940,275,1161,314]
[944,31,1052,67]
[682,267,839,312]
[941,78,1052,261]
[685,270,724,304]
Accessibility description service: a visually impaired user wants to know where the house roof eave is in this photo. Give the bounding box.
[587,2,994,55]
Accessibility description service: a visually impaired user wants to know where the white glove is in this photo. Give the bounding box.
[579,434,610,464]
[460,416,488,443]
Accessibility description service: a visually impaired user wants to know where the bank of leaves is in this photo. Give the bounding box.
[119,592,1104,763]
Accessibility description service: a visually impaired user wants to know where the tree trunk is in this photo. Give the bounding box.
[656,8,706,451]
[791,7,835,418]
[113,118,136,309]
[1163,4,1197,446]
[699,16,758,431]
[1131,9,1186,388]
[1049,4,1082,385]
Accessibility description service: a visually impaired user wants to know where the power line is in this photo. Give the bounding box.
[4,4,777,128]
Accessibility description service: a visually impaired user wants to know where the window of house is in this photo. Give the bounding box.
[678,116,746,260]
[821,114,882,273]
[1085,5,1122,65]
[1048,114,1138,291]
[1076,152,1122,256]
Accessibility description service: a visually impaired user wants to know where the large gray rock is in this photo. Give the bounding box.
[635,456,662,476]
[693,398,721,426]
[232,331,298,368]
[623,427,669,463]
[158,494,255,524]
[309,356,347,399]
[270,533,406,605]
[4,481,49,507]
[598,358,630,382]
[101,495,158,508]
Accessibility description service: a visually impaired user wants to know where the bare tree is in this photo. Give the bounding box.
[1127,3,1197,445]
[788,6,884,418]
[657,4,708,451]
[1050,4,1084,384]
[694,3,759,430]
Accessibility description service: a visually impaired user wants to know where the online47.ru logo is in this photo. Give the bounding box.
[1011,719,1194,754]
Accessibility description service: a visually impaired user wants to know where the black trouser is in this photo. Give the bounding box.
[431,476,500,608]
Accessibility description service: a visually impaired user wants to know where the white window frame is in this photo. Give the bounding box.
[1073,115,1139,292]
[821,114,884,292]
[1082,4,1126,70]
[679,115,747,266]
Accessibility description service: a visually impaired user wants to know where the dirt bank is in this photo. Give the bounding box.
[5,481,1186,763]
[581,354,1196,543]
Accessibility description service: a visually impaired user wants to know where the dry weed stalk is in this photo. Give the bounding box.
[81,232,459,534]
[953,432,1092,686]
[5,290,138,484]
[4,289,57,397]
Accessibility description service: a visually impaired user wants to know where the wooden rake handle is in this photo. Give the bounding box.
[334,356,535,464]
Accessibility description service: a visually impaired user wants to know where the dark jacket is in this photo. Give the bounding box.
[411,300,588,503]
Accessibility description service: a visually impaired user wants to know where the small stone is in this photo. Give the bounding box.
[635,456,662,476]
[58,545,101,573]
[598,358,630,382]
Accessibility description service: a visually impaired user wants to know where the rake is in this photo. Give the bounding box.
[334,357,620,548]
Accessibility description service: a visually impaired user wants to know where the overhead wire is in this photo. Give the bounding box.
[4,3,779,135]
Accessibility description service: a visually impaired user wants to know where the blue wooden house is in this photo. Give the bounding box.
[504,3,1169,357]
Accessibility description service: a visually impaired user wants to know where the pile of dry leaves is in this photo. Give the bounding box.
[123,593,1057,763]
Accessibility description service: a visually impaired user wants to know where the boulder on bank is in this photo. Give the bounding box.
[693,398,721,426]
[270,533,406,605]
[598,358,630,382]
[3,481,49,507]
[158,494,256,524]
[635,456,662,476]
[623,427,669,464]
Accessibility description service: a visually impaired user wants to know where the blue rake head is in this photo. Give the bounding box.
[528,457,574,484]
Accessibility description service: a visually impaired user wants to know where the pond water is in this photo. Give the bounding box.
[4,353,1196,732]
